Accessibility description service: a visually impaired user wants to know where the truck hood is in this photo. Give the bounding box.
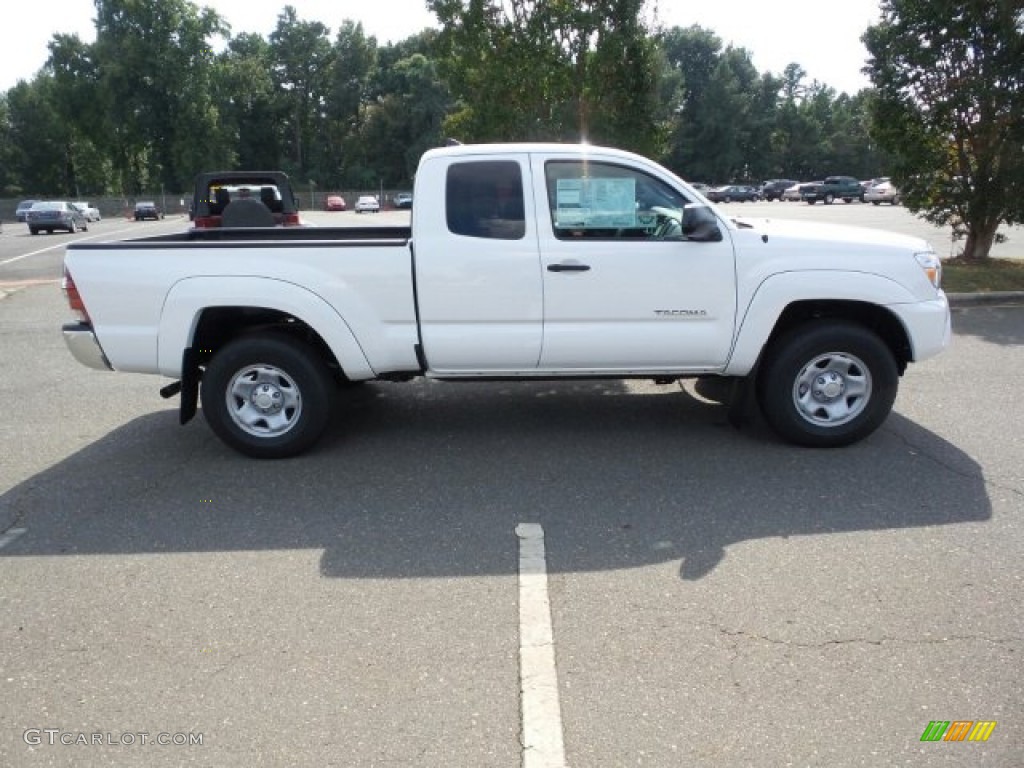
[729,215,932,254]
[725,215,942,303]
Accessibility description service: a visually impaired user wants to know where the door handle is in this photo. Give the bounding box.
[547,263,591,272]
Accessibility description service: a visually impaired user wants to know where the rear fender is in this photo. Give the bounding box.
[157,276,373,379]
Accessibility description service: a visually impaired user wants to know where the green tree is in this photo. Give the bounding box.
[323,21,378,188]
[268,6,333,182]
[4,80,67,195]
[46,33,110,195]
[360,51,451,187]
[214,33,284,170]
[863,0,1024,260]
[429,0,660,151]
[91,0,227,194]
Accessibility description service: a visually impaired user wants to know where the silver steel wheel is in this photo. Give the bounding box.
[226,363,303,437]
[791,351,872,427]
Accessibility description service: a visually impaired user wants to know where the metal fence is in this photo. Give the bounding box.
[1,190,413,222]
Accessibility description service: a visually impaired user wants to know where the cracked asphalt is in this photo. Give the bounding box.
[0,219,1021,766]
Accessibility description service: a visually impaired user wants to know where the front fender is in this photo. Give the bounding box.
[157,276,373,379]
[725,270,918,375]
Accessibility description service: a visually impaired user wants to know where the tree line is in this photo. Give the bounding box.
[0,0,1019,260]
[0,0,886,200]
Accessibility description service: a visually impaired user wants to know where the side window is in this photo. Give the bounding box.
[446,161,525,240]
[545,160,690,241]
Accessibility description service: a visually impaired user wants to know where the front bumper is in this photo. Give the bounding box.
[62,323,113,371]
[892,293,952,362]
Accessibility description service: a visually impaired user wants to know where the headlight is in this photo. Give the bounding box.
[915,251,942,290]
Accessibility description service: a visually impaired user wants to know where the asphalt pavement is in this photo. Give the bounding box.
[0,209,1021,766]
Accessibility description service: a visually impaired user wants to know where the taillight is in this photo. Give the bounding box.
[282,212,301,226]
[62,266,91,323]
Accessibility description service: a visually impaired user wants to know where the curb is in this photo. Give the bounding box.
[947,291,1024,307]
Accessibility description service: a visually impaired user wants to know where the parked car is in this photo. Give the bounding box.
[760,179,799,201]
[134,201,163,221]
[16,200,38,222]
[781,182,804,201]
[26,201,89,234]
[861,176,890,192]
[72,201,101,222]
[865,181,901,205]
[393,192,413,209]
[325,195,347,211]
[801,176,864,204]
[706,185,760,203]
[354,195,380,213]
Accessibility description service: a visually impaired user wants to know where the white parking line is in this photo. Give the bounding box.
[0,223,145,266]
[516,523,567,768]
[0,528,27,550]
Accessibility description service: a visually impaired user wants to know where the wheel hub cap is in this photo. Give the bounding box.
[812,372,844,401]
[226,364,302,437]
[792,352,872,427]
[251,383,284,412]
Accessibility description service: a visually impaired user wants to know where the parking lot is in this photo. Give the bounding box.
[0,208,1021,766]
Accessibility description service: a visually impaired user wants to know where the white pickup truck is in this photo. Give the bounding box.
[61,142,950,458]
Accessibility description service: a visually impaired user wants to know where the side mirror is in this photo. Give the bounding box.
[681,204,723,242]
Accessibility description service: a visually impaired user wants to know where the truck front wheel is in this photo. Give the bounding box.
[202,334,334,458]
[757,322,898,448]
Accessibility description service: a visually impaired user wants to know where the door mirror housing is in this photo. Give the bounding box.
[682,204,722,242]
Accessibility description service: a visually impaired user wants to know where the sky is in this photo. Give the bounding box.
[0,0,883,95]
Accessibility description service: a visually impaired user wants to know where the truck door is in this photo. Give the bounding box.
[414,156,543,372]
[532,156,737,371]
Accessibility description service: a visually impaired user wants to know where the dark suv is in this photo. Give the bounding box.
[134,201,163,221]
[760,179,799,201]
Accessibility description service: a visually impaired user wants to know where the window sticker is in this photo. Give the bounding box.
[555,178,636,228]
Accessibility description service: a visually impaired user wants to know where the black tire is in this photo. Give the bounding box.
[757,322,898,448]
[872,201,880,206]
[202,333,334,458]
[29,228,38,235]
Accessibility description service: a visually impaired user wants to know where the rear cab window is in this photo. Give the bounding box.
[445,161,526,240]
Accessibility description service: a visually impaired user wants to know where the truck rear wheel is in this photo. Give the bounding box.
[202,333,334,458]
[757,322,898,448]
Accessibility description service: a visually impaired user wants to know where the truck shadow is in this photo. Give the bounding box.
[0,380,990,581]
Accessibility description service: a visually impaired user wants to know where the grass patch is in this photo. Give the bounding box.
[941,257,1024,293]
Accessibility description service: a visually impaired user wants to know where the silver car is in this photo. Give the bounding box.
[354,195,380,213]
[26,201,89,234]
[865,181,901,205]
[72,201,102,222]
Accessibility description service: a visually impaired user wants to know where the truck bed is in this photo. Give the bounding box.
[78,225,413,247]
